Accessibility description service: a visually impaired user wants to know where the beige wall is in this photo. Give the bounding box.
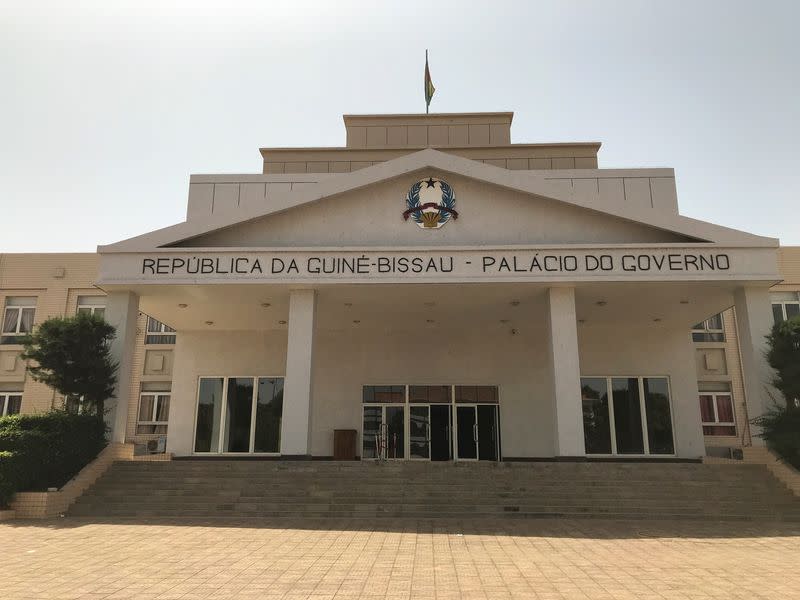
[182,174,690,248]
[261,112,600,174]
[0,254,173,445]
[165,315,705,459]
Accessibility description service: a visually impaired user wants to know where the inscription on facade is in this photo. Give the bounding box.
[137,250,732,280]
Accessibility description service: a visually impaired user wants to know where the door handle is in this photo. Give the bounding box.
[426,424,431,442]
[473,423,478,443]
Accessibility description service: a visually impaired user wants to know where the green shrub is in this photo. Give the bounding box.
[0,411,106,507]
[752,405,800,470]
[0,451,19,507]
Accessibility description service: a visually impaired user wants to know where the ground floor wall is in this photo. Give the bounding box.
[165,320,705,459]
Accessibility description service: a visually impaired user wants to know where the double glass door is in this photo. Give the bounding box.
[409,404,452,461]
[362,385,500,461]
[455,405,499,461]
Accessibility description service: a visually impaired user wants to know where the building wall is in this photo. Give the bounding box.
[166,319,705,459]
[0,253,174,446]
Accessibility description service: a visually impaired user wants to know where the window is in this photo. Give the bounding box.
[1,297,36,344]
[64,395,97,415]
[691,313,725,342]
[137,393,170,435]
[0,393,22,416]
[699,393,736,436]
[145,316,176,344]
[580,376,675,455]
[194,376,283,454]
[771,292,800,324]
[76,296,105,319]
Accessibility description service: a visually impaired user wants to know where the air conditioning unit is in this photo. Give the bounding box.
[146,437,167,454]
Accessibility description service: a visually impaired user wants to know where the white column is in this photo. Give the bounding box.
[104,291,139,443]
[280,289,317,457]
[734,286,776,445]
[546,287,585,457]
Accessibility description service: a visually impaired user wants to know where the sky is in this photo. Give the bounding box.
[1,0,799,251]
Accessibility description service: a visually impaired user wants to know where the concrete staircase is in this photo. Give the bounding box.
[68,460,800,521]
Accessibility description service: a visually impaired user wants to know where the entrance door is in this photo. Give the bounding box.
[409,405,430,459]
[477,404,499,461]
[456,404,499,461]
[362,405,405,459]
[430,405,452,461]
[456,405,478,460]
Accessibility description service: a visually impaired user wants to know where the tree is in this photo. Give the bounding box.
[766,316,800,408]
[20,313,118,417]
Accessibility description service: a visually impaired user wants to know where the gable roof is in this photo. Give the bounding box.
[98,149,777,252]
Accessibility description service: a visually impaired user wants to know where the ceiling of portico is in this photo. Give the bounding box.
[131,281,745,335]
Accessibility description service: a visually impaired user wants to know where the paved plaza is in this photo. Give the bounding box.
[2,517,800,599]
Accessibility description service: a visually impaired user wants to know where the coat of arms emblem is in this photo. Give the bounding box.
[402,177,458,229]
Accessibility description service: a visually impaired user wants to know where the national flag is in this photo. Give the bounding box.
[424,50,435,113]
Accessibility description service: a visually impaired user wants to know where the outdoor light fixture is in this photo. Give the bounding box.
[653,318,662,322]
[344,302,353,307]
[204,321,214,326]
[596,300,607,306]
[352,320,361,324]
[260,302,271,308]
[278,320,287,325]
[510,300,520,306]
[178,303,188,308]
[680,300,690,304]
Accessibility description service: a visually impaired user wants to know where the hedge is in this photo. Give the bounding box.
[0,412,106,508]
[752,405,800,471]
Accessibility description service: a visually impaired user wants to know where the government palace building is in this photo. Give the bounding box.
[2,111,799,464]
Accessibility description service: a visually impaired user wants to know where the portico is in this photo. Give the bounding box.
[96,113,781,462]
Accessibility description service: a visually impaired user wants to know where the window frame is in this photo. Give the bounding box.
[1,299,37,343]
[691,313,725,343]
[137,392,170,435]
[76,305,106,318]
[699,392,736,437]
[192,375,284,455]
[772,301,800,324]
[579,375,676,457]
[145,316,176,345]
[0,392,23,416]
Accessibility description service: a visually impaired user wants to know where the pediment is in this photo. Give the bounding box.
[172,172,696,248]
[99,149,776,252]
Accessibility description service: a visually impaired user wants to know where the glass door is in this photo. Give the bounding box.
[477,404,499,461]
[409,405,430,459]
[456,405,478,460]
[430,404,452,461]
[362,404,406,459]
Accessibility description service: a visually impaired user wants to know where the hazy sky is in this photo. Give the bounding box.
[1,0,798,252]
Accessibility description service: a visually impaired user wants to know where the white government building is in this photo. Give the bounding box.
[3,111,796,464]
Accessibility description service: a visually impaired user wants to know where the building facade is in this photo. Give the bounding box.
[1,111,797,460]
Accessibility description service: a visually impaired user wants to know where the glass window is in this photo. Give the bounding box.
[362,385,404,403]
[580,378,612,454]
[454,386,498,403]
[409,385,450,403]
[195,377,284,454]
[76,296,106,318]
[136,392,170,435]
[1,297,36,345]
[0,393,22,416]
[691,313,725,342]
[699,392,736,436]
[145,316,176,344]
[223,377,254,452]
[611,378,645,454]
[194,378,224,452]
[773,303,785,324]
[254,378,283,453]
[643,378,674,454]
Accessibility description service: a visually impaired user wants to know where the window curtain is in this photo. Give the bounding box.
[2,308,18,334]
[19,308,35,333]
